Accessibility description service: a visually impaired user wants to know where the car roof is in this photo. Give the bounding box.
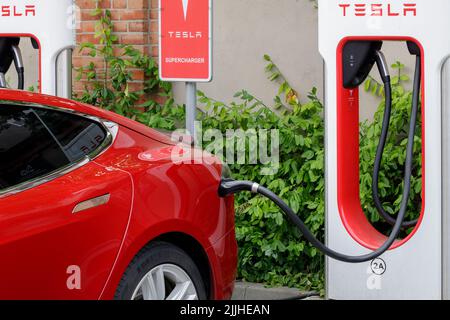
[0,89,175,146]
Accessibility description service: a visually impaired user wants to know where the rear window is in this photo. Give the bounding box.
[33,108,107,163]
[0,104,107,191]
[0,105,70,190]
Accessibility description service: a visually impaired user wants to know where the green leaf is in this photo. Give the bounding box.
[364,79,372,92]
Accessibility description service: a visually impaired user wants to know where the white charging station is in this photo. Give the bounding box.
[0,0,75,98]
[319,0,450,299]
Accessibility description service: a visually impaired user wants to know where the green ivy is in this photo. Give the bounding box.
[209,90,326,293]
[197,58,326,294]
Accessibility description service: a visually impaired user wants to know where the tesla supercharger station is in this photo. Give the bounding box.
[0,0,75,98]
[319,0,450,299]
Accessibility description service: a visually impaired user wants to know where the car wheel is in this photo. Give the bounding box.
[115,241,207,300]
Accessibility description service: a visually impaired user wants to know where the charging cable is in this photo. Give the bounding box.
[372,54,421,228]
[218,51,421,263]
[0,38,24,90]
[11,44,24,90]
[0,73,6,88]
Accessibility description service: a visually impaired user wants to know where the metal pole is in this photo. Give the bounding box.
[56,48,73,99]
[186,81,197,145]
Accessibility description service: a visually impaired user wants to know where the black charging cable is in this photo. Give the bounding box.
[0,38,24,90]
[11,44,24,90]
[218,50,420,263]
[372,54,421,228]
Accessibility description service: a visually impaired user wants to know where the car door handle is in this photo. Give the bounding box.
[72,194,111,214]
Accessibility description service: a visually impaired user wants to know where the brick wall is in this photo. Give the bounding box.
[73,0,159,97]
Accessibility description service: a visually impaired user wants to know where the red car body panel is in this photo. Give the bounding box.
[0,90,238,300]
[0,162,133,299]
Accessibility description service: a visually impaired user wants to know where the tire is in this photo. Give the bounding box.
[114,241,207,300]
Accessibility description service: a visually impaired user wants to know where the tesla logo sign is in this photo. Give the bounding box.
[339,3,417,17]
[182,0,189,20]
[0,5,36,17]
[159,0,212,82]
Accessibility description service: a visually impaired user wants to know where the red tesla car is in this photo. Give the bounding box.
[0,90,237,300]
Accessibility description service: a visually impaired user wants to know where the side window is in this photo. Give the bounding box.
[0,105,108,192]
[33,108,107,163]
[0,105,71,190]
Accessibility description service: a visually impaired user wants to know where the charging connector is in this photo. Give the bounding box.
[342,41,383,89]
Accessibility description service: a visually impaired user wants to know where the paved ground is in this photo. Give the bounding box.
[232,282,321,300]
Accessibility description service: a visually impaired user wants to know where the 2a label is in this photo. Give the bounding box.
[370,258,387,275]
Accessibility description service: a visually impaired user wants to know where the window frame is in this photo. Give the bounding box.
[0,100,118,199]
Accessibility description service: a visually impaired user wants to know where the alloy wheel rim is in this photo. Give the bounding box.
[131,264,198,300]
